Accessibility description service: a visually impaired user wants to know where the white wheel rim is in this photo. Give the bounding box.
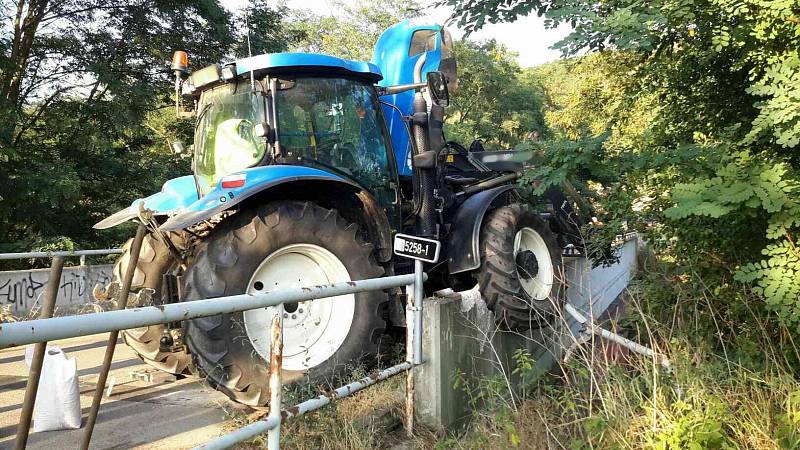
[243,244,355,370]
[514,227,554,300]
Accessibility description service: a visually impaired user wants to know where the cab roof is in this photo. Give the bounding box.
[234,53,383,82]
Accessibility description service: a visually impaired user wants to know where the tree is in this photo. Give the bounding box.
[0,0,291,254]
[287,0,420,61]
[234,0,303,58]
[443,0,800,328]
[446,39,546,148]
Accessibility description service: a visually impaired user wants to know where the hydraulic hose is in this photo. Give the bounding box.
[409,52,437,238]
[458,172,522,197]
[412,91,436,238]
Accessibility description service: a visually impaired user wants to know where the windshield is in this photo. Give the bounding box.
[275,77,395,201]
[195,85,268,194]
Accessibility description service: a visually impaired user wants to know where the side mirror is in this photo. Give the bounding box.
[426,72,449,107]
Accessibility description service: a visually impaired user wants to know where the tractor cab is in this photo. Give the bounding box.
[183,53,399,209]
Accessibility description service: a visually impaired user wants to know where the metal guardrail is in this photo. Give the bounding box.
[0,248,121,260]
[0,224,427,449]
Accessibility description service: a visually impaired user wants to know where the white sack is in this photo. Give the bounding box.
[25,345,82,432]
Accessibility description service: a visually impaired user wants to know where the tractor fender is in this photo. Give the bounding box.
[93,175,199,229]
[159,165,357,231]
[157,166,393,262]
[446,185,516,275]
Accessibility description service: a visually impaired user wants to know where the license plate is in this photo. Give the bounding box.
[393,233,441,263]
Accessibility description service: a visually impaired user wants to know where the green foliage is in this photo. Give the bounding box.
[520,134,610,195]
[661,149,800,328]
[287,0,419,61]
[665,152,798,221]
[525,52,646,144]
[0,0,295,255]
[235,0,302,57]
[446,0,800,327]
[746,50,800,148]
[446,39,546,148]
[651,399,735,450]
[736,241,800,324]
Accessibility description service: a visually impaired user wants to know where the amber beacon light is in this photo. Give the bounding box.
[171,51,189,117]
[171,50,189,74]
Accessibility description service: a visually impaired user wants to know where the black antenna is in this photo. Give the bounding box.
[245,11,255,91]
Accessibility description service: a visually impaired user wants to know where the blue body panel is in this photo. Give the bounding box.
[93,176,199,229]
[236,53,383,82]
[159,165,354,231]
[137,176,198,214]
[372,20,444,177]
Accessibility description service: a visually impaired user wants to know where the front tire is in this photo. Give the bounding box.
[114,234,193,375]
[477,203,565,330]
[182,201,387,406]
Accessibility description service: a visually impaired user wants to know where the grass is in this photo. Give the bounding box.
[227,364,440,449]
[441,260,800,449]
[223,255,800,449]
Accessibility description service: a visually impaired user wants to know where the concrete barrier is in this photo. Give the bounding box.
[414,237,640,431]
[0,264,113,317]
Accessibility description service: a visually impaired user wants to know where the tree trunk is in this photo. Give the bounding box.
[1,0,50,108]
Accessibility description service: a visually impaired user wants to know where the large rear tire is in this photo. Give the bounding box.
[477,203,565,330]
[114,234,193,375]
[182,201,387,406]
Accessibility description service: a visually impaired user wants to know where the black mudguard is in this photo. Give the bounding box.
[445,185,515,275]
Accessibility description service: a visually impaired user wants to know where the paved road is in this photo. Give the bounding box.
[0,333,241,449]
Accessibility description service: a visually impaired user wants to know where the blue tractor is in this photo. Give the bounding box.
[95,21,573,406]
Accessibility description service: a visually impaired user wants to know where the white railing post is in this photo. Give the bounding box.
[1,264,426,450]
[0,274,420,348]
[413,260,424,365]
[405,259,424,437]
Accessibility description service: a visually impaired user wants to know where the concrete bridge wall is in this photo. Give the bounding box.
[414,237,641,431]
[0,264,113,317]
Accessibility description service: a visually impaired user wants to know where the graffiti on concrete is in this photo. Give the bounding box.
[0,265,113,315]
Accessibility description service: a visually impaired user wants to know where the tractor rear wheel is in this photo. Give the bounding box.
[114,234,193,375]
[182,201,387,406]
[477,203,565,330]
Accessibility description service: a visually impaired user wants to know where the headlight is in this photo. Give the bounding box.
[189,65,222,90]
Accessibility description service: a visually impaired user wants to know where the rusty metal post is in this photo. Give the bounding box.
[405,322,415,438]
[81,223,147,450]
[267,304,284,450]
[14,256,65,450]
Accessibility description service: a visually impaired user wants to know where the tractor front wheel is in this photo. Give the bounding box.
[477,203,565,330]
[182,201,387,406]
[114,234,194,375]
